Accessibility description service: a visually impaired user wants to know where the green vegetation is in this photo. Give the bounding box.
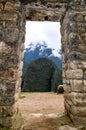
[22,58,62,92]
[19,95,26,99]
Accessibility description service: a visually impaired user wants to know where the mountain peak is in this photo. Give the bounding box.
[24,41,62,70]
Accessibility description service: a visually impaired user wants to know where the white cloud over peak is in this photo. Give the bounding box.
[25,21,61,55]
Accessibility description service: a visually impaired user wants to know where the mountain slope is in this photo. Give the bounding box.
[22,41,62,88]
[22,58,62,92]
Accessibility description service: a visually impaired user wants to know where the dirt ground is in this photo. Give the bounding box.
[18,93,72,130]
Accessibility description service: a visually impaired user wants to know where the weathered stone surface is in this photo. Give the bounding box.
[5,28,19,43]
[0,115,16,127]
[19,61,23,71]
[70,114,86,126]
[4,1,21,11]
[65,69,83,79]
[0,68,19,81]
[63,84,71,93]
[0,103,18,117]
[68,33,82,45]
[0,13,18,21]
[0,3,3,11]
[25,0,67,21]
[65,92,86,106]
[0,92,19,106]
[68,61,86,69]
[0,80,16,96]
[0,0,25,128]
[61,0,86,125]
[70,105,86,117]
[58,125,78,130]
[69,80,85,92]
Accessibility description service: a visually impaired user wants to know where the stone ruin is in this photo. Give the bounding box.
[0,0,86,128]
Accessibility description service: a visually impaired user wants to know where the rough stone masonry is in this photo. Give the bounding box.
[0,0,86,128]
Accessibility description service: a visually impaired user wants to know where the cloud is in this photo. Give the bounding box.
[25,21,61,50]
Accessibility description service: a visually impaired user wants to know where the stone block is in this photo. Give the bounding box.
[18,61,23,71]
[0,41,6,52]
[0,30,4,41]
[69,61,77,69]
[77,61,86,69]
[69,79,85,92]
[65,92,86,106]
[19,51,24,60]
[62,63,68,70]
[62,70,65,78]
[0,41,18,55]
[0,80,15,96]
[65,69,83,79]
[0,58,19,71]
[20,43,25,51]
[0,12,18,21]
[76,14,84,22]
[5,28,19,43]
[0,3,3,11]
[18,33,25,45]
[0,68,18,81]
[58,125,78,130]
[62,54,65,63]
[0,114,16,128]
[16,78,22,88]
[68,33,82,46]
[64,100,71,113]
[68,22,77,32]
[70,114,86,127]
[63,84,71,93]
[0,102,18,117]
[0,96,15,106]
[84,70,86,79]
[0,21,3,29]
[77,23,86,33]
[64,94,72,105]
[84,80,86,86]
[5,21,18,28]
[0,79,20,97]
[0,92,19,106]
[4,1,21,11]
[70,105,86,117]
[63,78,66,84]
[17,71,22,79]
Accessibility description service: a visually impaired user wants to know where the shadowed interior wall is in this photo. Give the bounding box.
[0,0,86,128]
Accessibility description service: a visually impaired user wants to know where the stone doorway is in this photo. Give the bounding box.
[0,0,86,128]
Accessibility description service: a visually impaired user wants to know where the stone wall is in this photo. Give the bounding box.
[61,0,86,126]
[24,0,67,21]
[0,0,25,127]
[0,0,86,128]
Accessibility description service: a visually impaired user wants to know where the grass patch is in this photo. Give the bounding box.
[21,92,57,94]
[19,95,26,99]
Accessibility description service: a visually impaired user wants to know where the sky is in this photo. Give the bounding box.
[25,21,61,51]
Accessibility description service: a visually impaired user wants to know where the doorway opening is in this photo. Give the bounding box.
[19,21,65,130]
[21,21,63,93]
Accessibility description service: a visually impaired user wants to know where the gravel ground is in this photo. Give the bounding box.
[19,93,64,114]
[18,93,65,130]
